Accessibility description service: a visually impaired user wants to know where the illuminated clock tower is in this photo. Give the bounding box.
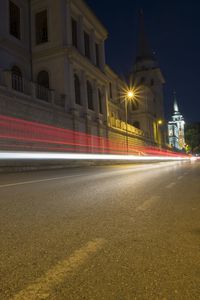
[168,92,185,150]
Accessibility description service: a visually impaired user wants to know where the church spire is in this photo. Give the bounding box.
[136,9,155,62]
[173,91,179,114]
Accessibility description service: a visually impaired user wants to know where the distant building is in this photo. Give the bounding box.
[168,92,185,150]
[0,0,167,152]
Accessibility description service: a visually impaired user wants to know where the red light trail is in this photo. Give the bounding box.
[0,115,189,160]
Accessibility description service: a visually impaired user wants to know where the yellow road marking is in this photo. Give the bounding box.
[11,238,105,300]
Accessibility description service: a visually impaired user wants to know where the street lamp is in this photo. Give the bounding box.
[156,119,163,147]
[124,88,135,153]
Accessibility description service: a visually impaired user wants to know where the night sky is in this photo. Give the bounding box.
[86,0,200,123]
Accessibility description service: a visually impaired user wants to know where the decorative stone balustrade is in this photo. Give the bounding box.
[109,116,145,137]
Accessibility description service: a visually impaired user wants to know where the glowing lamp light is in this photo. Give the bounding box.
[126,90,135,100]
[158,120,163,125]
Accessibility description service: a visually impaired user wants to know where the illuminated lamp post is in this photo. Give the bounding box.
[157,119,163,147]
[124,89,135,154]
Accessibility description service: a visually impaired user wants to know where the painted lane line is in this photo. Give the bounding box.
[166,182,176,189]
[136,195,160,211]
[0,162,181,189]
[0,174,89,189]
[11,238,105,300]
[177,176,183,180]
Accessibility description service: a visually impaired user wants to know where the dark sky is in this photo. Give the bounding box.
[86,0,200,123]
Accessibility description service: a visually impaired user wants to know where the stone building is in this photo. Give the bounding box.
[0,0,166,152]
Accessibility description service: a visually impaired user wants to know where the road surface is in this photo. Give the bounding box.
[0,160,200,299]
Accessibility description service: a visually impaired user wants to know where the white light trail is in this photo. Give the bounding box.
[0,151,191,161]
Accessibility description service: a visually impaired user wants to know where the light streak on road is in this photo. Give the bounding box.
[0,114,192,160]
[0,151,191,161]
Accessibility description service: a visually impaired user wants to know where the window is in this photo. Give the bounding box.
[84,32,90,59]
[87,81,93,110]
[74,74,81,105]
[11,66,23,92]
[35,10,48,45]
[9,1,20,39]
[109,82,112,98]
[132,100,139,111]
[37,70,49,101]
[37,71,49,88]
[150,79,154,86]
[140,77,145,84]
[98,89,103,114]
[71,18,78,48]
[95,43,100,67]
[133,121,140,129]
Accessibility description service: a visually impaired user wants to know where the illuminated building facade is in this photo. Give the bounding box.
[168,93,185,150]
[0,0,166,152]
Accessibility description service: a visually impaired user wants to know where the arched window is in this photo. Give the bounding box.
[11,65,23,92]
[98,89,103,114]
[140,77,145,84]
[87,80,93,110]
[74,74,81,105]
[133,121,140,129]
[37,70,49,101]
[132,100,139,111]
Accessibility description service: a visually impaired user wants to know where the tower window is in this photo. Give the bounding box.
[84,32,90,59]
[9,1,21,39]
[71,18,78,48]
[35,10,48,45]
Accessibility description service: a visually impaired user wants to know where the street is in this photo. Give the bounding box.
[0,160,200,300]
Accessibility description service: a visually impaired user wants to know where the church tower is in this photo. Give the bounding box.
[129,10,166,146]
[168,92,185,150]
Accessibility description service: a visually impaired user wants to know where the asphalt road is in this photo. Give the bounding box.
[0,160,200,300]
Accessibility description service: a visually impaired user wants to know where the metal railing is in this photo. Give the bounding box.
[12,74,24,92]
[11,74,31,95]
